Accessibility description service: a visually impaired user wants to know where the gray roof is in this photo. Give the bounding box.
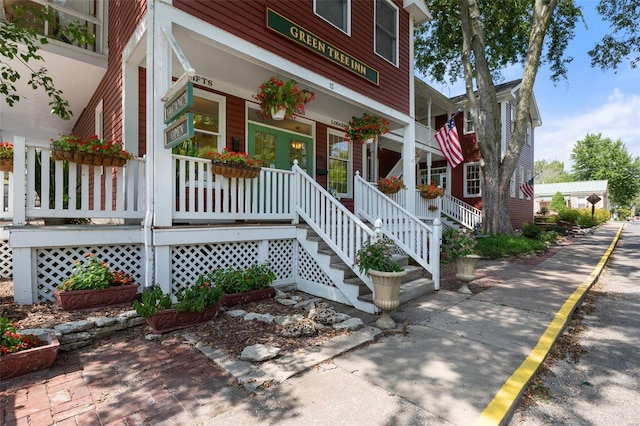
[534,180,608,196]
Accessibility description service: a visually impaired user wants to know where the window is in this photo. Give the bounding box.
[577,197,586,209]
[526,123,531,146]
[172,90,225,157]
[375,0,398,65]
[510,104,515,132]
[464,109,474,134]
[464,163,481,197]
[328,130,352,196]
[94,99,103,140]
[518,166,525,199]
[315,0,350,34]
[510,171,516,198]
[3,0,103,53]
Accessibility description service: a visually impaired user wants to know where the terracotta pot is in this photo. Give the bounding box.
[145,303,221,334]
[0,331,59,380]
[221,287,275,308]
[368,269,407,329]
[211,162,261,179]
[54,284,139,311]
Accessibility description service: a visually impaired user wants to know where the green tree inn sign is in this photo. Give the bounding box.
[266,8,379,85]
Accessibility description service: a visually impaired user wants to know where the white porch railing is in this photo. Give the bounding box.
[355,174,441,289]
[9,143,146,222]
[172,155,296,221]
[293,163,375,288]
[441,193,482,231]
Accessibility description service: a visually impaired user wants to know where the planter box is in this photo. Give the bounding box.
[211,162,261,179]
[146,304,221,334]
[0,331,59,380]
[221,287,275,308]
[54,284,139,311]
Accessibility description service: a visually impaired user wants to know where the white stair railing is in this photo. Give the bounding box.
[292,163,375,289]
[441,193,482,231]
[354,173,441,290]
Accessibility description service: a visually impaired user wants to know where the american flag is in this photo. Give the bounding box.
[434,116,464,168]
[520,178,534,199]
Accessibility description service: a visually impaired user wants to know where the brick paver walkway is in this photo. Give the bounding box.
[1,328,251,425]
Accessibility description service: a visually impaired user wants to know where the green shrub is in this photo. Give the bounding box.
[539,230,560,243]
[210,263,276,294]
[549,192,567,212]
[475,234,547,259]
[521,222,542,239]
[558,208,580,224]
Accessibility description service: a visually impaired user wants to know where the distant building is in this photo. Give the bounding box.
[534,180,610,213]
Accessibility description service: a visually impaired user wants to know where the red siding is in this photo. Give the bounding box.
[73,0,147,143]
[173,0,411,114]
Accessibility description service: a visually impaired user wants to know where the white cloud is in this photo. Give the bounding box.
[535,89,640,171]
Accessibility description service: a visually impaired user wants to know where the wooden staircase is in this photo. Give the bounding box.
[298,225,434,313]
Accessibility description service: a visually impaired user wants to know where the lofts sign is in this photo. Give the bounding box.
[266,8,379,85]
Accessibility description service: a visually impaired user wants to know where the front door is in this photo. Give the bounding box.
[247,124,313,173]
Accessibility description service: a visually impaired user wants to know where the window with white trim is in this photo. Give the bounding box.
[526,123,532,146]
[172,90,225,156]
[314,0,350,34]
[328,130,352,197]
[464,162,481,197]
[525,169,532,199]
[510,171,516,198]
[510,104,516,132]
[577,197,586,209]
[375,0,398,65]
[518,166,525,199]
[464,109,474,134]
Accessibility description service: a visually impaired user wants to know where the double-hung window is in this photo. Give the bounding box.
[327,130,352,197]
[464,163,481,197]
[375,0,398,65]
[314,0,350,34]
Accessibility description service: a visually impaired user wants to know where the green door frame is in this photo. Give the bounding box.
[247,123,313,172]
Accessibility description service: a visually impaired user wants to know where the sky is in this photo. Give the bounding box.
[426,1,640,173]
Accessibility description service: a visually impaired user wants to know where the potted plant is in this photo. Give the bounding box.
[133,283,223,334]
[202,148,264,179]
[417,181,445,199]
[355,239,406,328]
[441,228,479,294]
[0,141,14,172]
[376,176,405,194]
[0,317,59,380]
[210,263,276,307]
[253,77,311,120]
[54,254,138,310]
[50,134,134,167]
[344,113,390,144]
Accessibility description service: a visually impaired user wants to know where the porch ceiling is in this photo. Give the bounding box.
[170,26,406,134]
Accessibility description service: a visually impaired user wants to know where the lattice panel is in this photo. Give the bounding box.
[296,242,334,287]
[171,242,260,295]
[0,239,12,278]
[36,245,144,302]
[267,239,294,280]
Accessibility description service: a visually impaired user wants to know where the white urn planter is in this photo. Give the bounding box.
[455,255,481,294]
[369,268,407,328]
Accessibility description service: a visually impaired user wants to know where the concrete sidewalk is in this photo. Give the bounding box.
[0,222,622,425]
[206,221,622,426]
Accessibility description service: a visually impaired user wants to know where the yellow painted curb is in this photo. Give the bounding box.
[474,224,623,426]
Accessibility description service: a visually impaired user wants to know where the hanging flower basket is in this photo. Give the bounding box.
[344,113,390,144]
[417,183,445,199]
[211,162,261,179]
[0,141,14,172]
[50,134,133,167]
[0,158,13,173]
[377,176,405,194]
[253,77,313,120]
